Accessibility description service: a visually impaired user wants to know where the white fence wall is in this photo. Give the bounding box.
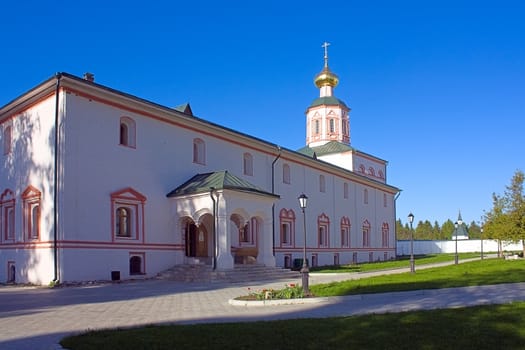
[397,239,523,256]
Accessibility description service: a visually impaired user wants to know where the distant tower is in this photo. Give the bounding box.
[305,42,351,147]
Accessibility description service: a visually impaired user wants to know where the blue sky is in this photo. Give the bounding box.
[2,1,524,227]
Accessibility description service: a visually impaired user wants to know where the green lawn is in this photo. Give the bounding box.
[310,252,481,273]
[311,258,525,296]
[61,303,525,350]
[60,258,525,350]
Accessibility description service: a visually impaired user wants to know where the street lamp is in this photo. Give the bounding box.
[408,213,415,273]
[480,225,484,260]
[454,221,459,265]
[298,193,309,295]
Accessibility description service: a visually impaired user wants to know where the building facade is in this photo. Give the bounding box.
[0,52,399,284]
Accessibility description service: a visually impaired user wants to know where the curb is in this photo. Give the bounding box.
[229,296,331,307]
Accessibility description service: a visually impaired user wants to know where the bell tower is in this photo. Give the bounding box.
[305,42,351,147]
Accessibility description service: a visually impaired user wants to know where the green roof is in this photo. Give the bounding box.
[309,96,348,109]
[173,103,193,116]
[166,171,279,198]
[297,141,353,157]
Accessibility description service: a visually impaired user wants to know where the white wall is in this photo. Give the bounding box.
[397,239,523,255]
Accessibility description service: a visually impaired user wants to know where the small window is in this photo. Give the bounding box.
[193,138,206,164]
[364,188,368,204]
[243,153,253,176]
[383,193,387,207]
[3,125,12,155]
[119,117,136,148]
[378,170,384,179]
[358,164,365,174]
[314,120,320,135]
[284,255,292,269]
[129,253,145,275]
[368,167,375,176]
[319,175,326,193]
[329,119,335,133]
[343,182,349,199]
[282,163,291,184]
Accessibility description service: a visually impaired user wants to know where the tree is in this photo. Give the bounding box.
[468,221,481,239]
[441,219,455,240]
[484,170,525,256]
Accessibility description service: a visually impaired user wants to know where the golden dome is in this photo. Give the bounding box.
[314,66,339,88]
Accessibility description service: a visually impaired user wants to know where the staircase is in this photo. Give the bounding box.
[157,264,300,283]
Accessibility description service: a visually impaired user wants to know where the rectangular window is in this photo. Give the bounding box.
[319,175,326,193]
[243,153,253,176]
[3,125,12,155]
[343,182,349,199]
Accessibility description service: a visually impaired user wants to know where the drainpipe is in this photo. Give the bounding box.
[394,190,402,258]
[52,73,62,283]
[271,146,281,256]
[210,187,217,270]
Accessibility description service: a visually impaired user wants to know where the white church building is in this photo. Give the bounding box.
[0,48,399,285]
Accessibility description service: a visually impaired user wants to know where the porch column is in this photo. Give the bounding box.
[215,199,234,269]
[258,213,276,267]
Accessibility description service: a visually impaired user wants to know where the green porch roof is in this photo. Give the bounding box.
[297,141,353,157]
[166,171,279,198]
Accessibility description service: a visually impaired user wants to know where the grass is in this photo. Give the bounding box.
[311,258,525,296]
[60,258,525,350]
[61,302,525,349]
[310,252,481,273]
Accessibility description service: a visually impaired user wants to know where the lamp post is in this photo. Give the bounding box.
[298,193,309,295]
[408,213,415,273]
[480,226,484,260]
[454,222,459,265]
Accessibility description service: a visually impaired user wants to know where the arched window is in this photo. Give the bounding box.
[314,120,320,135]
[279,208,295,246]
[129,255,142,275]
[3,125,12,155]
[193,138,206,164]
[111,187,146,241]
[329,119,335,133]
[119,117,136,148]
[243,152,253,176]
[341,216,350,247]
[318,213,330,248]
[116,207,131,237]
[362,220,371,247]
[1,189,15,241]
[368,167,375,176]
[22,186,41,240]
[282,163,291,184]
[382,222,389,247]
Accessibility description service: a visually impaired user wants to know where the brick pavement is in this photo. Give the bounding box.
[1,260,525,350]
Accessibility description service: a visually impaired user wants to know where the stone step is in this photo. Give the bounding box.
[157,264,300,283]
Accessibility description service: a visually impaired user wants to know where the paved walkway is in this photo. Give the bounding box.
[1,259,524,350]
